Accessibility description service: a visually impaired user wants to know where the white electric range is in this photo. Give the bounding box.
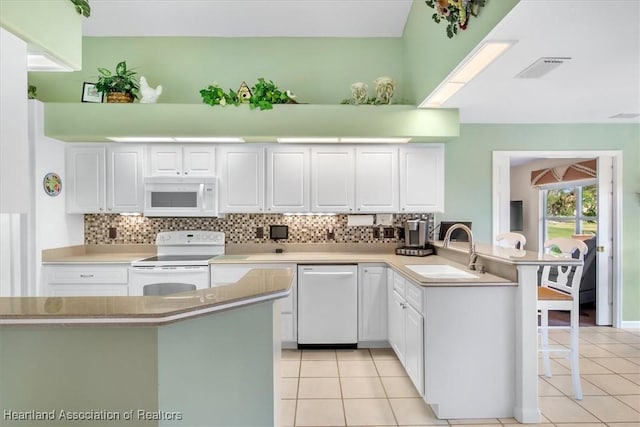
[130,230,225,296]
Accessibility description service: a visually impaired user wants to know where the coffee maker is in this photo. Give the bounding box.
[396,219,433,257]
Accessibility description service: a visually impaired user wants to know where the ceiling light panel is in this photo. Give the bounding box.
[277,137,340,143]
[107,137,174,143]
[174,137,245,143]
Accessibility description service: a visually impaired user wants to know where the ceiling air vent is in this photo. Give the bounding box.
[609,113,640,119]
[515,57,571,79]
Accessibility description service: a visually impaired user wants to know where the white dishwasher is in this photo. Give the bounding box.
[297,265,358,346]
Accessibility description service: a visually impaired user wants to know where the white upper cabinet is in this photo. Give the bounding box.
[355,147,399,213]
[399,145,444,213]
[147,145,215,176]
[311,147,355,213]
[66,146,105,213]
[66,144,143,214]
[266,146,310,212]
[218,145,265,213]
[106,145,144,213]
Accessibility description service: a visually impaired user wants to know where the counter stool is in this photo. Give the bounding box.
[538,237,588,400]
[496,232,526,249]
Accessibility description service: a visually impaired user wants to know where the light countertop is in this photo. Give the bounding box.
[0,268,294,326]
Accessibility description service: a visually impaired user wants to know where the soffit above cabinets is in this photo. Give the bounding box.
[44,103,459,143]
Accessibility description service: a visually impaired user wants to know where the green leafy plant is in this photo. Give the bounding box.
[249,78,294,110]
[199,78,295,111]
[199,83,240,107]
[28,85,38,100]
[70,0,91,17]
[95,61,139,100]
[425,0,486,38]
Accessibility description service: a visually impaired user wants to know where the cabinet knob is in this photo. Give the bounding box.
[107,208,112,211]
[349,208,353,211]
[176,171,180,175]
[99,208,103,211]
[184,171,188,175]
[402,208,405,211]
[79,274,94,278]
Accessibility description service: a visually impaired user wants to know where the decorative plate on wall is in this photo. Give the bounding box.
[43,172,62,197]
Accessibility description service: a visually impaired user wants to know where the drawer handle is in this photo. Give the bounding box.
[79,274,94,278]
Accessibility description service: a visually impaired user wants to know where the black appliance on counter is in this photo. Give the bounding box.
[396,219,433,257]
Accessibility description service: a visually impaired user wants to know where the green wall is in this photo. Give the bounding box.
[443,124,640,321]
[29,37,405,104]
[402,0,519,104]
[0,0,82,69]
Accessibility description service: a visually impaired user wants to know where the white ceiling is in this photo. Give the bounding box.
[82,0,640,124]
[82,0,414,37]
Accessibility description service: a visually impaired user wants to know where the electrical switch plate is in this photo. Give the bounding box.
[327,230,335,240]
[108,227,117,239]
[256,227,264,239]
[373,228,380,238]
[383,227,395,238]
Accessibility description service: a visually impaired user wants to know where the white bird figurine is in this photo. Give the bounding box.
[139,76,162,103]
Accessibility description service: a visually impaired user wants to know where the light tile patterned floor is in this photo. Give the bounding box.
[280,327,640,426]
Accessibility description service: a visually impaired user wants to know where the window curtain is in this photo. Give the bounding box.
[530,159,597,188]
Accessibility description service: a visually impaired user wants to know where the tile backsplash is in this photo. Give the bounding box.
[84,213,434,245]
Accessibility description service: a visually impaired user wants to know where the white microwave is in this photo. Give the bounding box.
[143,176,218,217]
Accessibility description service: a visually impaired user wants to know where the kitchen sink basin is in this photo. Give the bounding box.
[405,264,478,279]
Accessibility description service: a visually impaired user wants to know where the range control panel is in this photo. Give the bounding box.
[155,231,225,246]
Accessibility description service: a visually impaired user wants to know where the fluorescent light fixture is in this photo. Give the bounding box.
[107,137,174,143]
[339,137,411,144]
[277,137,340,143]
[277,137,410,144]
[27,52,73,72]
[419,40,515,108]
[174,137,245,143]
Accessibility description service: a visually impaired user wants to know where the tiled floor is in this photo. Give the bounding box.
[280,326,640,426]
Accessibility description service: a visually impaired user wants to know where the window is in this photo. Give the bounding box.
[542,183,597,240]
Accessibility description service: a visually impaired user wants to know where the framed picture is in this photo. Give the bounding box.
[81,82,103,103]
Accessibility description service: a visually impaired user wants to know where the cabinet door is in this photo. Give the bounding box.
[147,145,183,176]
[388,290,406,362]
[355,147,398,212]
[66,146,105,213]
[399,145,444,213]
[106,145,144,213]
[266,146,309,212]
[311,147,355,213]
[358,266,388,342]
[182,145,215,176]
[405,304,425,395]
[218,146,265,213]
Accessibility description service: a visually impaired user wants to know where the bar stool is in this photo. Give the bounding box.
[538,237,588,400]
[496,232,526,249]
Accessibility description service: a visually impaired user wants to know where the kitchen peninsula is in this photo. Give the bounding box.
[0,268,294,427]
[25,241,584,423]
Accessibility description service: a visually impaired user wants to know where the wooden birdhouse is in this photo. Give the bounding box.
[237,81,252,102]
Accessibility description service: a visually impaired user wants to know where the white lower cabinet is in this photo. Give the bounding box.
[43,264,129,296]
[357,265,387,343]
[387,269,424,395]
[211,263,297,347]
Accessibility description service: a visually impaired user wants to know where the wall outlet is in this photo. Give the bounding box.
[108,227,117,239]
[256,227,264,239]
[372,228,380,238]
[327,229,335,240]
[383,227,395,238]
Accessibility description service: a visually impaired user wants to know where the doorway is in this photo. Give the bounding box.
[492,151,622,327]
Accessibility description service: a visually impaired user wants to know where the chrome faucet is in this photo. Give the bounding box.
[442,223,478,270]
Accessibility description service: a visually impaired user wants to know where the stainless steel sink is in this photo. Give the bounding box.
[405,264,478,279]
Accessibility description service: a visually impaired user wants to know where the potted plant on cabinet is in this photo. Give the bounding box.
[95,61,139,103]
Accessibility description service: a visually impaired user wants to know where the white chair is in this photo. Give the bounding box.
[496,232,526,249]
[538,237,588,400]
